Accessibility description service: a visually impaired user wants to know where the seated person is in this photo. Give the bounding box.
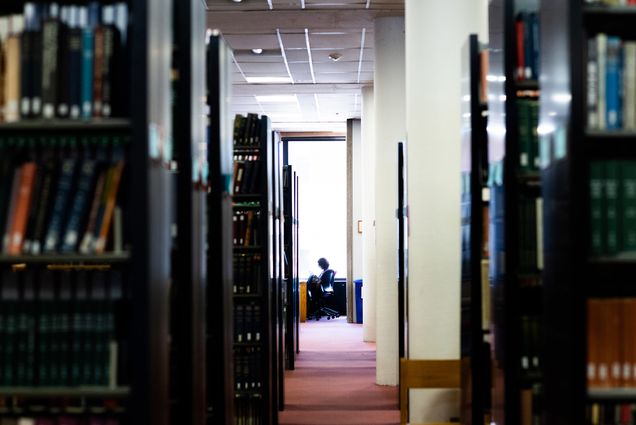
[307,257,335,317]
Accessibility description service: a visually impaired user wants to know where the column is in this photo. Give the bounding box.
[404,0,485,422]
[374,16,405,386]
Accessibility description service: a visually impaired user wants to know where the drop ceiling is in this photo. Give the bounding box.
[206,0,404,132]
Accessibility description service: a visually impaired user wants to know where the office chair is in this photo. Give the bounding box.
[315,269,340,320]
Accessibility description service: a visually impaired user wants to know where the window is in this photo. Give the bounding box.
[287,140,347,280]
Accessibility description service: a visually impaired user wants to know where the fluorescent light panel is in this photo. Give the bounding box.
[245,76,293,83]
[255,94,298,103]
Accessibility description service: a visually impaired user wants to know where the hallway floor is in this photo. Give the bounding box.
[279,317,399,425]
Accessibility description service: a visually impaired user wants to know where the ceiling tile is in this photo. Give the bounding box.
[222,33,280,50]
[239,62,290,74]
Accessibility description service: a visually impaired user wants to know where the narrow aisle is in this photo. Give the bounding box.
[279,318,399,425]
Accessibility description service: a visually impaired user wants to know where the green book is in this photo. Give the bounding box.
[1,270,19,386]
[73,272,88,386]
[529,100,540,171]
[590,162,606,256]
[37,271,55,387]
[58,272,72,386]
[91,272,108,386]
[620,162,636,253]
[605,161,621,256]
[517,100,532,173]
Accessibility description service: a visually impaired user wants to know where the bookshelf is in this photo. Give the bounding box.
[271,131,284,414]
[283,165,299,371]
[206,33,235,425]
[171,0,207,424]
[0,1,174,424]
[460,34,490,425]
[539,1,636,424]
[487,0,543,424]
[231,114,276,425]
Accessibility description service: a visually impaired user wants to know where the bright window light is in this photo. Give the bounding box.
[245,76,293,84]
[255,94,297,103]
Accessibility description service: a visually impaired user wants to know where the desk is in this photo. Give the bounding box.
[299,281,307,322]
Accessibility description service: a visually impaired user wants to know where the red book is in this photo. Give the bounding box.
[8,162,37,255]
[516,17,525,80]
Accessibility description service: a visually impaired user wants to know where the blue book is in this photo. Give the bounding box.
[80,7,94,119]
[44,158,77,253]
[606,36,622,130]
[61,159,96,253]
[67,7,83,119]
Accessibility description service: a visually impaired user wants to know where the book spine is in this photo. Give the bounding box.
[605,161,621,256]
[68,28,82,119]
[624,42,636,130]
[41,19,61,119]
[43,158,77,253]
[590,162,606,256]
[4,36,22,122]
[94,161,124,254]
[588,37,599,129]
[3,167,22,253]
[79,169,106,254]
[101,26,116,117]
[605,36,622,130]
[8,162,37,255]
[516,16,525,80]
[92,26,104,118]
[523,13,533,79]
[61,160,96,253]
[20,31,33,118]
[56,21,70,118]
[81,28,94,119]
[621,162,636,253]
[597,33,608,130]
[29,158,57,255]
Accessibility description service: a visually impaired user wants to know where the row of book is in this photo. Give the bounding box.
[587,34,636,131]
[0,143,125,256]
[233,210,261,248]
[587,403,636,425]
[0,419,120,425]
[233,113,263,147]
[234,398,264,425]
[587,298,636,388]
[517,99,540,174]
[233,155,261,195]
[234,302,262,344]
[589,161,636,257]
[233,254,262,295]
[515,12,540,81]
[0,269,123,388]
[518,196,544,274]
[0,2,129,122]
[234,346,263,393]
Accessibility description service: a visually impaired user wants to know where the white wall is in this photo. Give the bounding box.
[352,119,363,281]
[361,86,376,342]
[374,16,405,386]
[405,0,487,422]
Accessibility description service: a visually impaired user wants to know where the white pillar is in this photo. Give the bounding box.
[374,16,405,386]
[361,86,376,342]
[405,0,485,422]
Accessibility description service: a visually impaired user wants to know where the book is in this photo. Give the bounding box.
[41,5,62,119]
[623,42,636,130]
[43,158,77,253]
[7,162,37,255]
[3,166,23,253]
[29,157,58,255]
[94,160,124,254]
[605,36,622,130]
[4,26,22,123]
[588,37,599,129]
[61,159,97,253]
[597,33,608,130]
[80,7,94,119]
[67,7,83,119]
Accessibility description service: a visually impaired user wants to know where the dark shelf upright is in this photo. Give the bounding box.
[460,34,490,425]
[488,0,543,424]
[283,164,299,371]
[206,33,235,425]
[171,0,207,424]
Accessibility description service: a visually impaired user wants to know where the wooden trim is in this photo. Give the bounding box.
[399,359,460,425]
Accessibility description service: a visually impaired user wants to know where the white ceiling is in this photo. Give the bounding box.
[206,0,404,132]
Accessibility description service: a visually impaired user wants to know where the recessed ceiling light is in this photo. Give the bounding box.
[255,94,298,103]
[329,52,343,62]
[251,48,263,55]
[246,76,293,84]
[231,0,243,3]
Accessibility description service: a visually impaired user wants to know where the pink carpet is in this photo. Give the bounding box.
[279,317,400,425]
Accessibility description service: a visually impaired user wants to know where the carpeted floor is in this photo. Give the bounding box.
[279,317,400,425]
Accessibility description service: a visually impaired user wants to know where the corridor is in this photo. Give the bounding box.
[279,318,400,425]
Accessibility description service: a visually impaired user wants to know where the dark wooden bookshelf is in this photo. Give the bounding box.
[538,0,636,423]
[171,1,208,425]
[0,1,176,425]
[206,34,235,425]
[487,1,544,424]
[460,34,490,425]
[282,165,299,371]
[231,114,276,425]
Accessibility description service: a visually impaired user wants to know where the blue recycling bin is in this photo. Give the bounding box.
[354,279,363,324]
